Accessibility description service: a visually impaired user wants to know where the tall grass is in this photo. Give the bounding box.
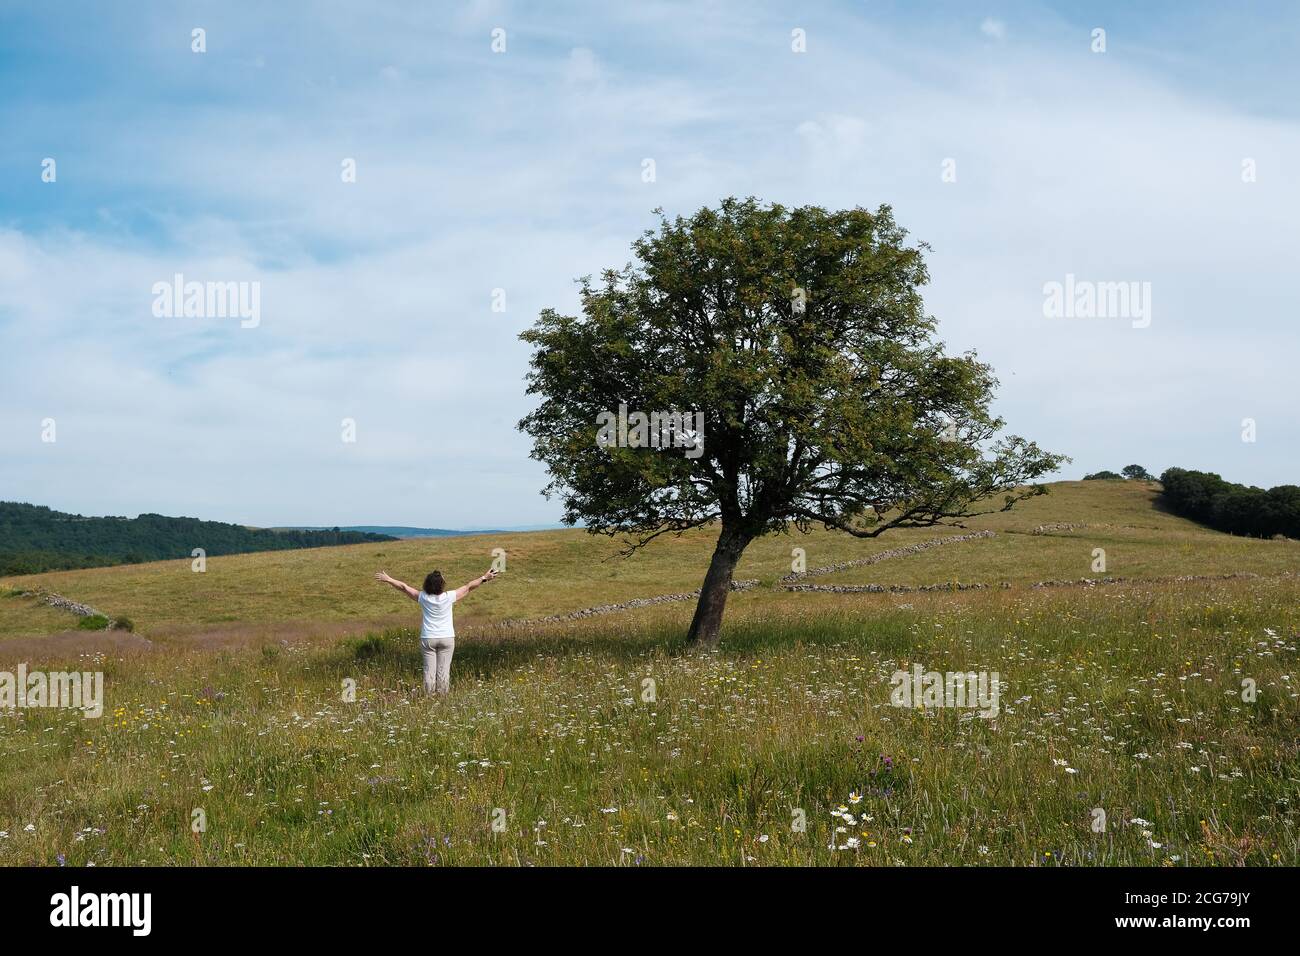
[1,577,1295,866]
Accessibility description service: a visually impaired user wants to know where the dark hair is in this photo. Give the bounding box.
[423,571,445,595]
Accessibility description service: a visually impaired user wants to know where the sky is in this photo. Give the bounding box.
[1,0,1297,528]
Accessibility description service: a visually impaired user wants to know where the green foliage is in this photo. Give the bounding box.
[519,198,1063,642]
[77,614,110,630]
[519,198,1065,545]
[351,633,390,661]
[111,616,134,632]
[0,501,397,575]
[1085,466,1154,481]
[1160,467,1300,539]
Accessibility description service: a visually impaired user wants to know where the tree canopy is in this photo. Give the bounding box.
[1160,467,1300,539]
[0,501,394,576]
[519,198,1064,644]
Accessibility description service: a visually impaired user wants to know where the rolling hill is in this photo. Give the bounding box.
[276,526,505,538]
[0,478,1296,867]
[0,501,396,576]
[2,480,1295,642]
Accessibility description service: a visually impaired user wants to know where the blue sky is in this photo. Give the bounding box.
[2,1,1297,527]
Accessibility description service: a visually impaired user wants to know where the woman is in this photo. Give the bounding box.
[373,566,499,696]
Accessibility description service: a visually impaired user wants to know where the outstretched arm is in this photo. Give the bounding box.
[455,568,499,601]
[374,571,419,601]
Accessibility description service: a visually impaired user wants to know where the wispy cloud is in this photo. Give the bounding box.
[1,1,1297,525]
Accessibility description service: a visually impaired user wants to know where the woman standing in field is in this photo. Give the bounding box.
[373,567,499,695]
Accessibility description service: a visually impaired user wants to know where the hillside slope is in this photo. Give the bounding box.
[0,501,396,575]
[2,480,1295,641]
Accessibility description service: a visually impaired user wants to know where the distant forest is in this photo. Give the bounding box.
[1159,468,1300,539]
[0,502,396,576]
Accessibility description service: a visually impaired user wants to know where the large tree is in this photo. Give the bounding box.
[518,198,1065,647]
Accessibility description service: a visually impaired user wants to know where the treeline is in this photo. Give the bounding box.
[1083,464,1154,481]
[1159,468,1300,539]
[0,502,395,576]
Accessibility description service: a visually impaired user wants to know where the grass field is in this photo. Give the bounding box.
[1,480,1297,866]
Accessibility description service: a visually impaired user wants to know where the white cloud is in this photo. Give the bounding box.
[564,46,603,85]
[3,1,1297,526]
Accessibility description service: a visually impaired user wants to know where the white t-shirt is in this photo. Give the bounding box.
[417,589,458,639]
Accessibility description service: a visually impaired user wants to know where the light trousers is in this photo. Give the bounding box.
[420,637,455,696]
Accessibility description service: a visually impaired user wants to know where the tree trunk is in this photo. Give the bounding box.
[686,525,752,648]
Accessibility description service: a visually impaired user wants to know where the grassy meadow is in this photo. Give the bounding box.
[0,480,1297,866]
